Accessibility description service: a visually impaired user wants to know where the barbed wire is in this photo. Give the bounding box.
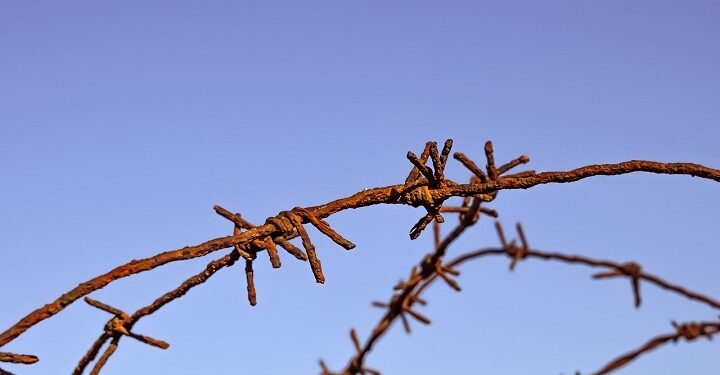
[1,139,718,374]
[325,217,720,374]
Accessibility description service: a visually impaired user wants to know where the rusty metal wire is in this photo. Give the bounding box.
[1,139,719,374]
[325,217,720,374]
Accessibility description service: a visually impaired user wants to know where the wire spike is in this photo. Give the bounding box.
[407,151,437,186]
[293,207,355,250]
[285,211,325,283]
[245,259,257,306]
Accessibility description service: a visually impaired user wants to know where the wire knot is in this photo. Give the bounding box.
[671,321,717,342]
[495,221,530,271]
[505,243,528,265]
[104,316,130,336]
[401,140,455,240]
[266,214,295,236]
[674,322,704,340]
[401,184,435,208]
[592,262,644,308]
[84,297,169,350]
[621,262,642,279]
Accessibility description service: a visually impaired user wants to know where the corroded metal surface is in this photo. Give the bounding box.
[1,139,719,374]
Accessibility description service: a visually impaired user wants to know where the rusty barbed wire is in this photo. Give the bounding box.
[588,319,720,375]
[70,251,239,375]
[325,217,720,374]
[70,297,170,375]
[69,200,362,373]
[1,139,719,374]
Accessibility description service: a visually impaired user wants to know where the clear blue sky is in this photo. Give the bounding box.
[1,1,719,374]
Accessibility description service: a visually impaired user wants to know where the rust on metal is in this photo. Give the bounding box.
[0,139,718,375]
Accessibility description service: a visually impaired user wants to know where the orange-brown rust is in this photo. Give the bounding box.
[2,140,719,375]
[329,218,720,375]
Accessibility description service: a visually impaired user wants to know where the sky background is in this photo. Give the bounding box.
[1,1,719,374]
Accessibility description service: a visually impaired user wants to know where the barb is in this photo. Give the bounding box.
[407,150,437,186]
[284,211,325,284]
[212,205,343,304]
[401,139,522,240]
[593,262,643,308]
[484,141,498,180]
[402,140,455,239]
[292,207,356,250]
[84,298,169,349]
[72,298,169,374]
[0,353,37,364]
[435,139,454,185]
[497,154,530,175]
[245,258,257,306]
[405,142,434,184]
[453,152,489,183]
[494,222,529,271]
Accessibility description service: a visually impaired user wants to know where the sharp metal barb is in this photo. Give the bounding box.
[0,352,38,365]
[400,313,412,334]
[293,207,356,250]
[84,297,126,318]
[285,212,325,284]
[409,213,434,240]
[263,237,282,268]
[404,308,431,325]
[350,329,362,353]
[484,141,497,180]
[245,259,257,306]
[405,142,434,184]
[494,221,508,248]
[276,237,308,261]
[428,141,445,185]
[453,152,489,183]
[497,155,530,175]
[407,151,437,186]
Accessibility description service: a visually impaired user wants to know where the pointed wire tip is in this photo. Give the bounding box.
[515,222,528,249]
[350,328,363,352]
[213,205,231,216]
[440,139,454,161]
[439,272,462,292]
[479,207,499,218]
[405,309,432,325]
[0,352,39,364]
[494,221,507,247]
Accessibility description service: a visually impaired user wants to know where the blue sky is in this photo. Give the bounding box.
[1,1,719,374]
